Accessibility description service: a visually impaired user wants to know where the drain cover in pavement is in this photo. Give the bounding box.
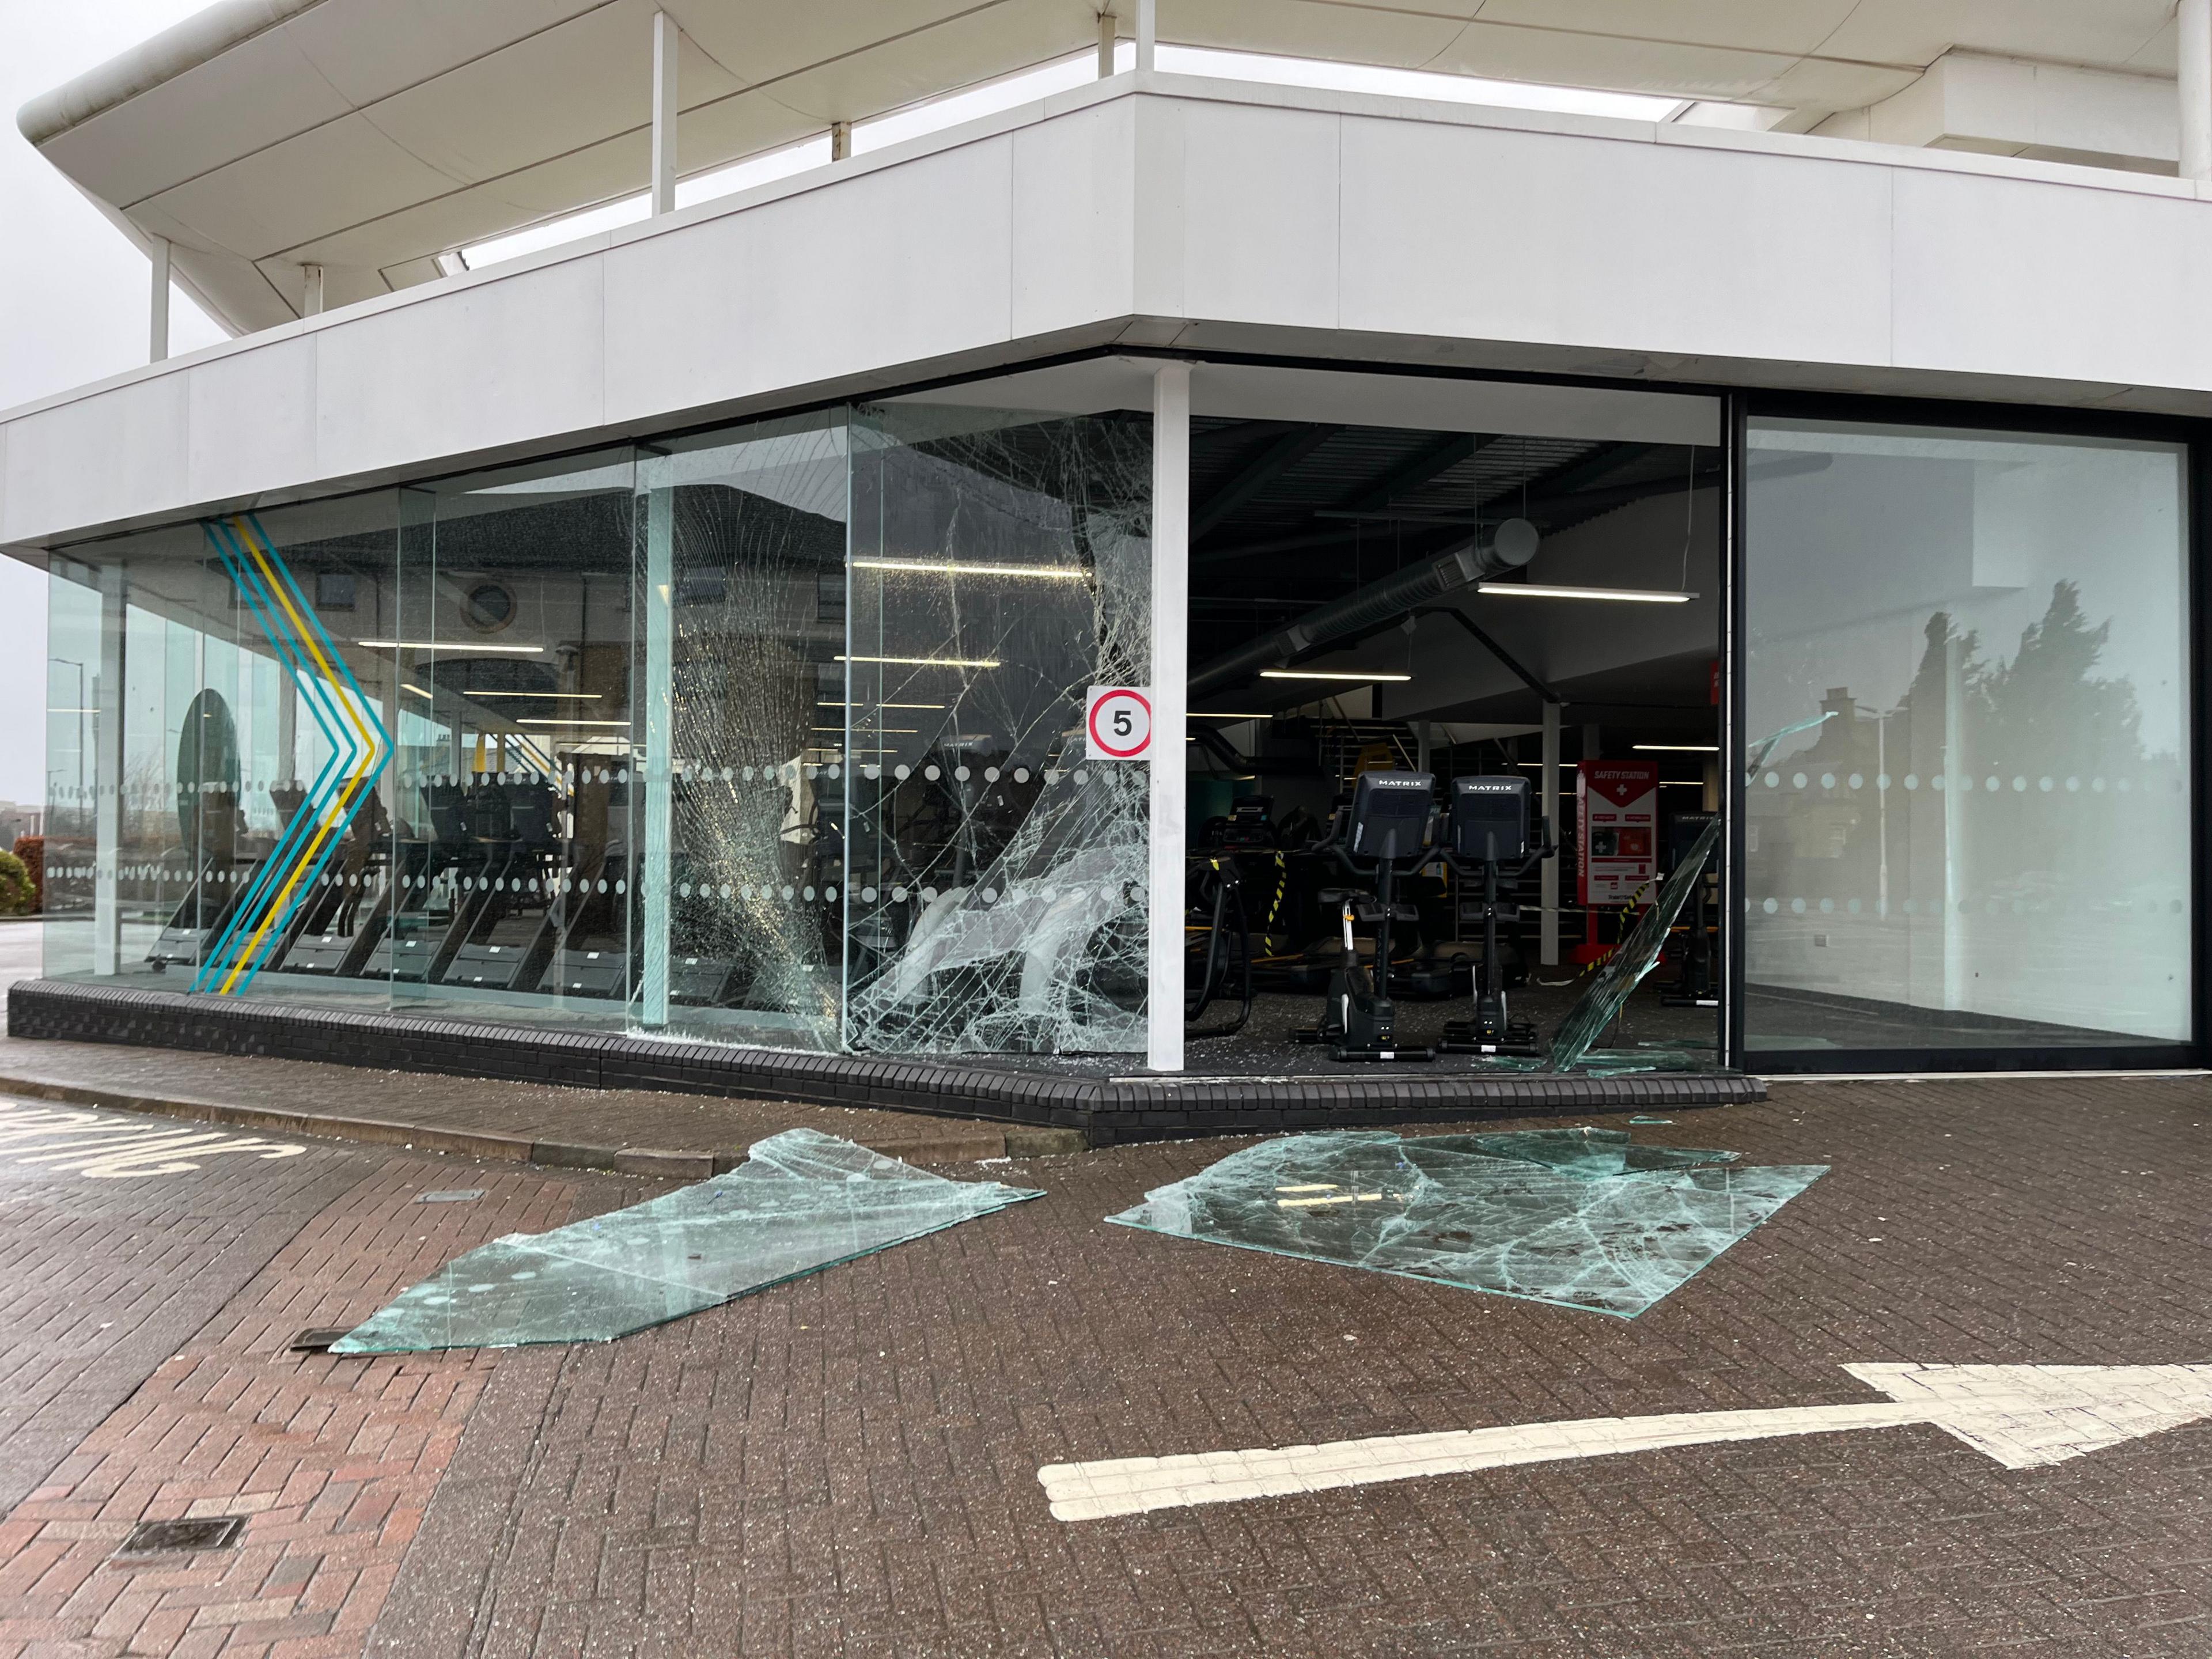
[116,1517,245,1558]
[1105,1128,1825,1318]
[332,1128,1040,1354]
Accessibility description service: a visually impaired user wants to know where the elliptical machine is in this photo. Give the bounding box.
[1438,774,1554,1056]
[1293,769,1437,1063]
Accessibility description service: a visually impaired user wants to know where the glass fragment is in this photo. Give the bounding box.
[1548,816,1721,1071]
[332,1128,1040,1353]
[1104,1127,1825,1318]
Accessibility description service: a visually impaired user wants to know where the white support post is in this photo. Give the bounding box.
[302,263,324,317]
[1135,0,1156,73]
[1539,700,1560,967]
[1097,12,1117,77]
[1147,361,1191,1073]
[93,565,127,976]
[147,237,171,363]
[2184,0,2212,181]
[650,10,679,215]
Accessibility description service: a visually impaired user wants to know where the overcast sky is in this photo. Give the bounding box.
[0,0,225,808]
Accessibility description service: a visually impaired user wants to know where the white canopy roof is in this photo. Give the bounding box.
[19,0,2183,337]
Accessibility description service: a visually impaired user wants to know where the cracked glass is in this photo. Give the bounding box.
[842,404,1153,1054]
[1105,1127,1825,1317]
[332,1128,1041,1353]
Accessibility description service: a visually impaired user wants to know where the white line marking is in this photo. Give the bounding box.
[0,1100,306,1179]
[1038,1364,2212,1521]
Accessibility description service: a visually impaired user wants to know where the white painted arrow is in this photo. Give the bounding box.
[1039,1364,2212,1521]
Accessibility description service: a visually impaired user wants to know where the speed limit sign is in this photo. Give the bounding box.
[1086,686,1153,760]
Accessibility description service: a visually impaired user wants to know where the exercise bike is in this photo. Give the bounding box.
[1292,770,1437,1063]
[1438,774,1553,1057]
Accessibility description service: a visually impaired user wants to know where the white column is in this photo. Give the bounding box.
[1097,12,1117,77]
[147,237,171,363]
[650,10,679,215]
[2184,0,2212,181]
[93,565,127,975]
[1147,361,1191,1073]
[1135,0,1156,73]
[639,484,674,1028]
[1539,699,1560,966]
[302,263,324,317]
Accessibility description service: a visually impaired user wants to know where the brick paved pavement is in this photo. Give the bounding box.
[5,1071,2212,1656]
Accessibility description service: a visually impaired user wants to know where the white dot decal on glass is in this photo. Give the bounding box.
[741,766,755,781]
[1762,898,1778,914]
[803,886,816,902]
[861,887,877,902]
[1820,774,1835,790]
[920,887,937,902]
[781,885,794,900]
[1903,774,1917,790]
[827,765,840,780]
[1014,768,1029,783]
[724,884,737,900]
[985,768,1000,783]
[1934,775,1948,791]
[615,880,626,894]
[892,886,907,902]
[1847,899,1862,914]
[1848,774,1863,790]
[1764,771,1779,788]
[1790,897,1806,914]
[895,764,911,781]
[864,765,880,780]
[1791,772,1807,790]
[955,766,971,782]
[925,765,941,781]
[2039,777,2053,791]
[678,883,691,897]
[2093,778,2107,791]
[1819,898,1834,913]
[1074,770,1089,785]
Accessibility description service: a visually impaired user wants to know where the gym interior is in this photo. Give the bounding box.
[1170,382,1723,1073]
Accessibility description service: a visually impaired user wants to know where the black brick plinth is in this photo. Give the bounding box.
[6,979,1764,1144]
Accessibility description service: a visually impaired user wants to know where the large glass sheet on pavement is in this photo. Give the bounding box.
[1105,1128,1825,1317]
[333,1128,1041,1353]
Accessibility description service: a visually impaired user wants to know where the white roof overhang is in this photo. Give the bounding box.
[16,0,2186,337]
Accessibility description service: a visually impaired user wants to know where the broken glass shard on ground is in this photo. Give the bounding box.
[1104,1127,1825,1317]
[332,1128,1040,1353]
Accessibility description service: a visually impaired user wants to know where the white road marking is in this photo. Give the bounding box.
[1038,1363,2212,1521]
[0,1101,305,1179]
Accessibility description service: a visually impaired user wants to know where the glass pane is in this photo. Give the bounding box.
[632,414,850,1048]
[1105,1128,1826,1318]
[40,497,403,1001]
[844,404,1152,1054]
[333,1127,1041,1353]
[1745,421,2190,1053]
[384,454,637,1022]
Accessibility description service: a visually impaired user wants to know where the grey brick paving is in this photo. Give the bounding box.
[356,1074,2212,1658]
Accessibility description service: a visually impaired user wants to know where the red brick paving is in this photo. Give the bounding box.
[7,1075,2212,1656]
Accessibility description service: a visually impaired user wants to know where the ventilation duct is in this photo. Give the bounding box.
[1188,519,1537,699]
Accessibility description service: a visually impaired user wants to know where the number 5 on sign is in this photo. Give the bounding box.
[1086,686,1153,761]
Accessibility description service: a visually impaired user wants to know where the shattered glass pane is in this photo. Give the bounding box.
[842,406,1152,1054]
[331,1128,1040,1353]
[636,417,853,1047]
[1548,815,1722,1071]
[1105,1128,1825,1317]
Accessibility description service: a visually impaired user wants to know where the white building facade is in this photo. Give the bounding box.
[4,1,2204,1083]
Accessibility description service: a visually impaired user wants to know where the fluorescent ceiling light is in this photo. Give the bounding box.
[837,654,1000,669]
[358,640,546,653]
[1476,584,1695,604]
[1191,711,1275,720]
[464,690,601,700]
[402,684,433,700]
[818,700,945,710]
[853,558,1087,581]
[1260,669,1414,683]
[1635,744,1718,752]
[519,718,630,728]
[815,725,917,734]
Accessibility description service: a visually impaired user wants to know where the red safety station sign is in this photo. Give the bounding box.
[1577,760,1658,908]
[1085,686,1153,760]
